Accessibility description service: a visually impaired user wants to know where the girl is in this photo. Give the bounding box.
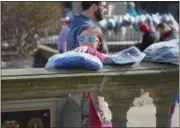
[73,26,107,62]
[72,26,112,127]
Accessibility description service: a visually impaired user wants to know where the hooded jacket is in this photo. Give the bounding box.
[66,14,97,51]
[135,30,157,51]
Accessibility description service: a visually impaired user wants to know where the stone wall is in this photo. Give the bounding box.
[2,63,179,127]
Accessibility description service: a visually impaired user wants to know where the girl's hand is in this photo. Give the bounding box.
[73,46,89,53]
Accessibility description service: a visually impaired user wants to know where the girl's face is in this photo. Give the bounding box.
[78,29,100,49]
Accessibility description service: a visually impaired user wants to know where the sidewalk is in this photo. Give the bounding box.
[127,104,179,127]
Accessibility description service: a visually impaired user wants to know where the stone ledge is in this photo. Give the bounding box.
[2,62,178,77]
[2,62,178,101]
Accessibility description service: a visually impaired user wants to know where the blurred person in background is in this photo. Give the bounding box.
[127,2,137,17]
[57,17,70,53]
[156,22,179,41]
[135,23,157,51]
[66,1,107,51]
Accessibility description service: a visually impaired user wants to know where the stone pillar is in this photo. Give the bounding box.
[101,89,141,127]
[149,87,178,127]
[60,95,82,127]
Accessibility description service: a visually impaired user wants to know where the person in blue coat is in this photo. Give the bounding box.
[66,1,107,51]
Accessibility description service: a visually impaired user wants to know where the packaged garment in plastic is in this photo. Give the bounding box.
[103,46,146,65]
[45,51,103,71]
[144,39,179,65]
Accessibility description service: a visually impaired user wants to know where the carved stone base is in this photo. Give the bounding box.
[149,87,178,128]
[103,89,141,127]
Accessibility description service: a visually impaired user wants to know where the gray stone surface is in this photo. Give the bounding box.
[2,64,178,127]
[60,97,82,127]
[60,96,179,127]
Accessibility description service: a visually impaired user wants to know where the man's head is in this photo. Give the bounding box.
[156,23,172,35]
[81,1,106,22]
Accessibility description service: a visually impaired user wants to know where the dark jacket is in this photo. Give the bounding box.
[159,30,179,42]
[135,31,157,51]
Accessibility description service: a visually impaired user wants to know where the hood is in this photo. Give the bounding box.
[68,14,96,29]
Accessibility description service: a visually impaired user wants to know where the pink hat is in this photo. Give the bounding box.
[140,23,150,33]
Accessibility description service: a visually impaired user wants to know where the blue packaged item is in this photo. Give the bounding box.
[45,51,103,71]
[103,46,146,65]
[144,39,179,65]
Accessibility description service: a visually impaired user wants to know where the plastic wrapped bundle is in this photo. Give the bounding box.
[104,46,146,65]
[98,19,108,30]
[122,14,133,26]
[140,14,147,23]
[133,15,145,31]
[45,51,103,70]
[145,14,155,32]
[107,18,116,30]
[114,21,121,33]
[144,39,179,65]
[129,16,135,24]
[160,14,170,23]
[119,26,127,40]
[168,14,179,32]
[152,13,161,26]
